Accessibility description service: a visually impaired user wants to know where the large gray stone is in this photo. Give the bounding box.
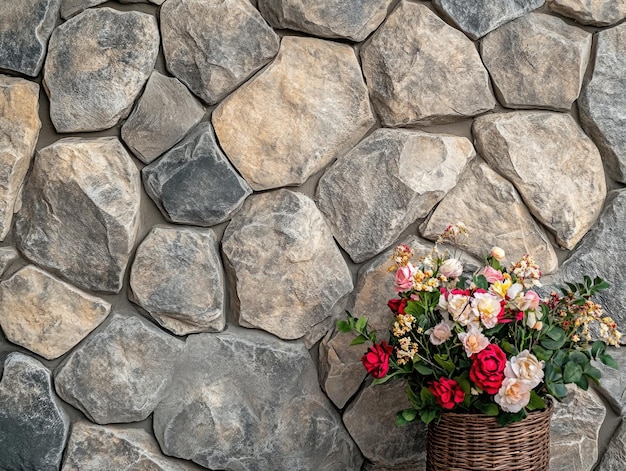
[14,137,141,293]
[594,347,626,415]
[548,0,626,26]
[343,382,427,469]
[0,265,111,360]
[0,75,41,241]
[421,158,559,274]
[550,387,605,471]
[549,190,626,331]
[55,313,184,424]
[44,7,159,132]
[121,71,205,164]
[432,0,545,39]
[258,0,393,42]
[60,0,104,19]
[596,418,626,471]
[0,247,19,277]
[0,353,69,471]
[578,24,626,183]
[222,190,353,342]
[143,122,251,226]
[360,1,495,127]
[153,327,363,471]
[317,128,474,263]
[62,421,201,471]
[481,13,591,111]
[319,236,433,408]
[129,225,225,335]
[213,36,375,190]
[473,111,606,250]
[161,0,279,105]
[0,0,61,76]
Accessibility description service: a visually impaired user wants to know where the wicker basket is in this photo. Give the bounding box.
[427,401,554,471]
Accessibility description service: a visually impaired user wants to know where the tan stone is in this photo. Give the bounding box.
[548,0,626,26]
[360,1,495,127]
[0,75,41,241]
[0,265,111,360]
[213,36,375,190]
[420,158,559,274]
[473,111,606,250]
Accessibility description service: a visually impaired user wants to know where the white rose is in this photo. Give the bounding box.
[430,320,454,345]
[471,292,502,329]
[504,350,545,388]
[448,294,478,327]
[495,378,532,413]
[440,258,463,278]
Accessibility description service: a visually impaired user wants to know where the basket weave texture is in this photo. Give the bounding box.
[426,401,554,471]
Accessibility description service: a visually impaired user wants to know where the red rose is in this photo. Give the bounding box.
[429,377,465,409]
[388,298,407,314]
[469,344,507,394]
[361,341,393,379]
[498,308,523,324]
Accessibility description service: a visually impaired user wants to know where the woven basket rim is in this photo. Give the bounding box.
[434,397,554,425]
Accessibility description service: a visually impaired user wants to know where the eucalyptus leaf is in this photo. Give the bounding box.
[591,340,606,359]
[563,362,583,383]
[600,353,619,369]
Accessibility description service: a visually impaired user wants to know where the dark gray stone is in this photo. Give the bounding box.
[44,7,159,132]
[143,122,252,227]
[122,71,205,164]
[432,0,545,40]
[55,313,184,424]
[0,353,69,471]
[161,0,279,104]
[0,0,61,76]
[221,189,353,342]
[14,137,141,294]
[548,0,626,27]
[60,0,104,19]
[0,247,18,277]
[596,418,626,471]
[578,24,626,183]
[153,326,363,471]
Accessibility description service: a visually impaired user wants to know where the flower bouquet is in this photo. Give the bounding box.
[339,223,621,429]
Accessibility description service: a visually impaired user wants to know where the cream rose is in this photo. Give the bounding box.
[429,320,454,345]
[440,258,463,279]
[458,326,489,357]
[495,378,532,413]
[491,247,505,261]
[471,292,502,329]
[504,350,545,388]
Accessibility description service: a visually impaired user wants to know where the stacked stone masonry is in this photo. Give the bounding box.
[0,0,625,469]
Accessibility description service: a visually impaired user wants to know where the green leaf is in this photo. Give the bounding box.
[532,345,553,362]
[574,374,589,390]
[563,362,583,383]
[420,409,438,425]
[583,364,602,380]
[415,363,434,375]
[600,353,619,369]
[591,340,607,359]
[336,320,352,333]
[501,341,518,355]
[568,351,589,366]
[350,335,367,346]
[527,391,546,411]
[497,410,527,427]
[547,326,566,342]
[553,350,568,367]
[541,337,566,350]
[546,381,568,399]
[474,274,489,290]
[484,323,505,336]
[420,386,436,407]
[395,412,409,426]
[401,408,418,422]
[371,371,403,385]
[403,301,420,316]
[355,316,368,333]
[475,402,499,416]
[545,363,562,382]
[434,354,455,374]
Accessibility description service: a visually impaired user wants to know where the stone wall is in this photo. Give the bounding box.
[0,0,625,469]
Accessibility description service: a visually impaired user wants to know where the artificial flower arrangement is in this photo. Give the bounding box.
[339,223,621,426]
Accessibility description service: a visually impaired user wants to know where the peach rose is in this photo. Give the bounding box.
[495,378,532,413]
[458,326,490,357]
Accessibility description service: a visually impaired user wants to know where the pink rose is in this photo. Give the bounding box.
[394,263,416,293]
[483,266,504,283]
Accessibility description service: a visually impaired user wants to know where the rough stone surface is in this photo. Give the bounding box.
[14,137,141,293]
[421,158,559,274]
[0,247,19,277]
[578,24,626,183]
[129,225,225,335]
[319,236,432,408]
[594,347,626,415]
[0,0,61,76]
[258,0,393,42]
[317,128,474,263]
[62,421,201,471]
[121,71,205,164]
[343,382,427,469]
[0,353,69,471]
[481,13,591,111]
[360,1,495,127]
[550,387,605,471]
[0,265,111,360]
[550,190,626,331]
[222,190,353,341]
[596,418,626,471]
[0,76,41,241]
[143,122,251,226]
[548,0,626,26]
[161,0,279,105]
[154,327,363,471]
[44,7,159,132]
[473,111,606,250]
[55,313,184,424]
[60,0,105,19]
[432,0,545,39]
[213,36,375,190]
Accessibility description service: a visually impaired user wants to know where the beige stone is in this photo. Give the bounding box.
[0,265,111,360]
[420,158,559,274]
[0,76,41,241]
[213,36,375,190]
[360,1,495,127]
[548,0,626,26]
[473,111,606,250]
